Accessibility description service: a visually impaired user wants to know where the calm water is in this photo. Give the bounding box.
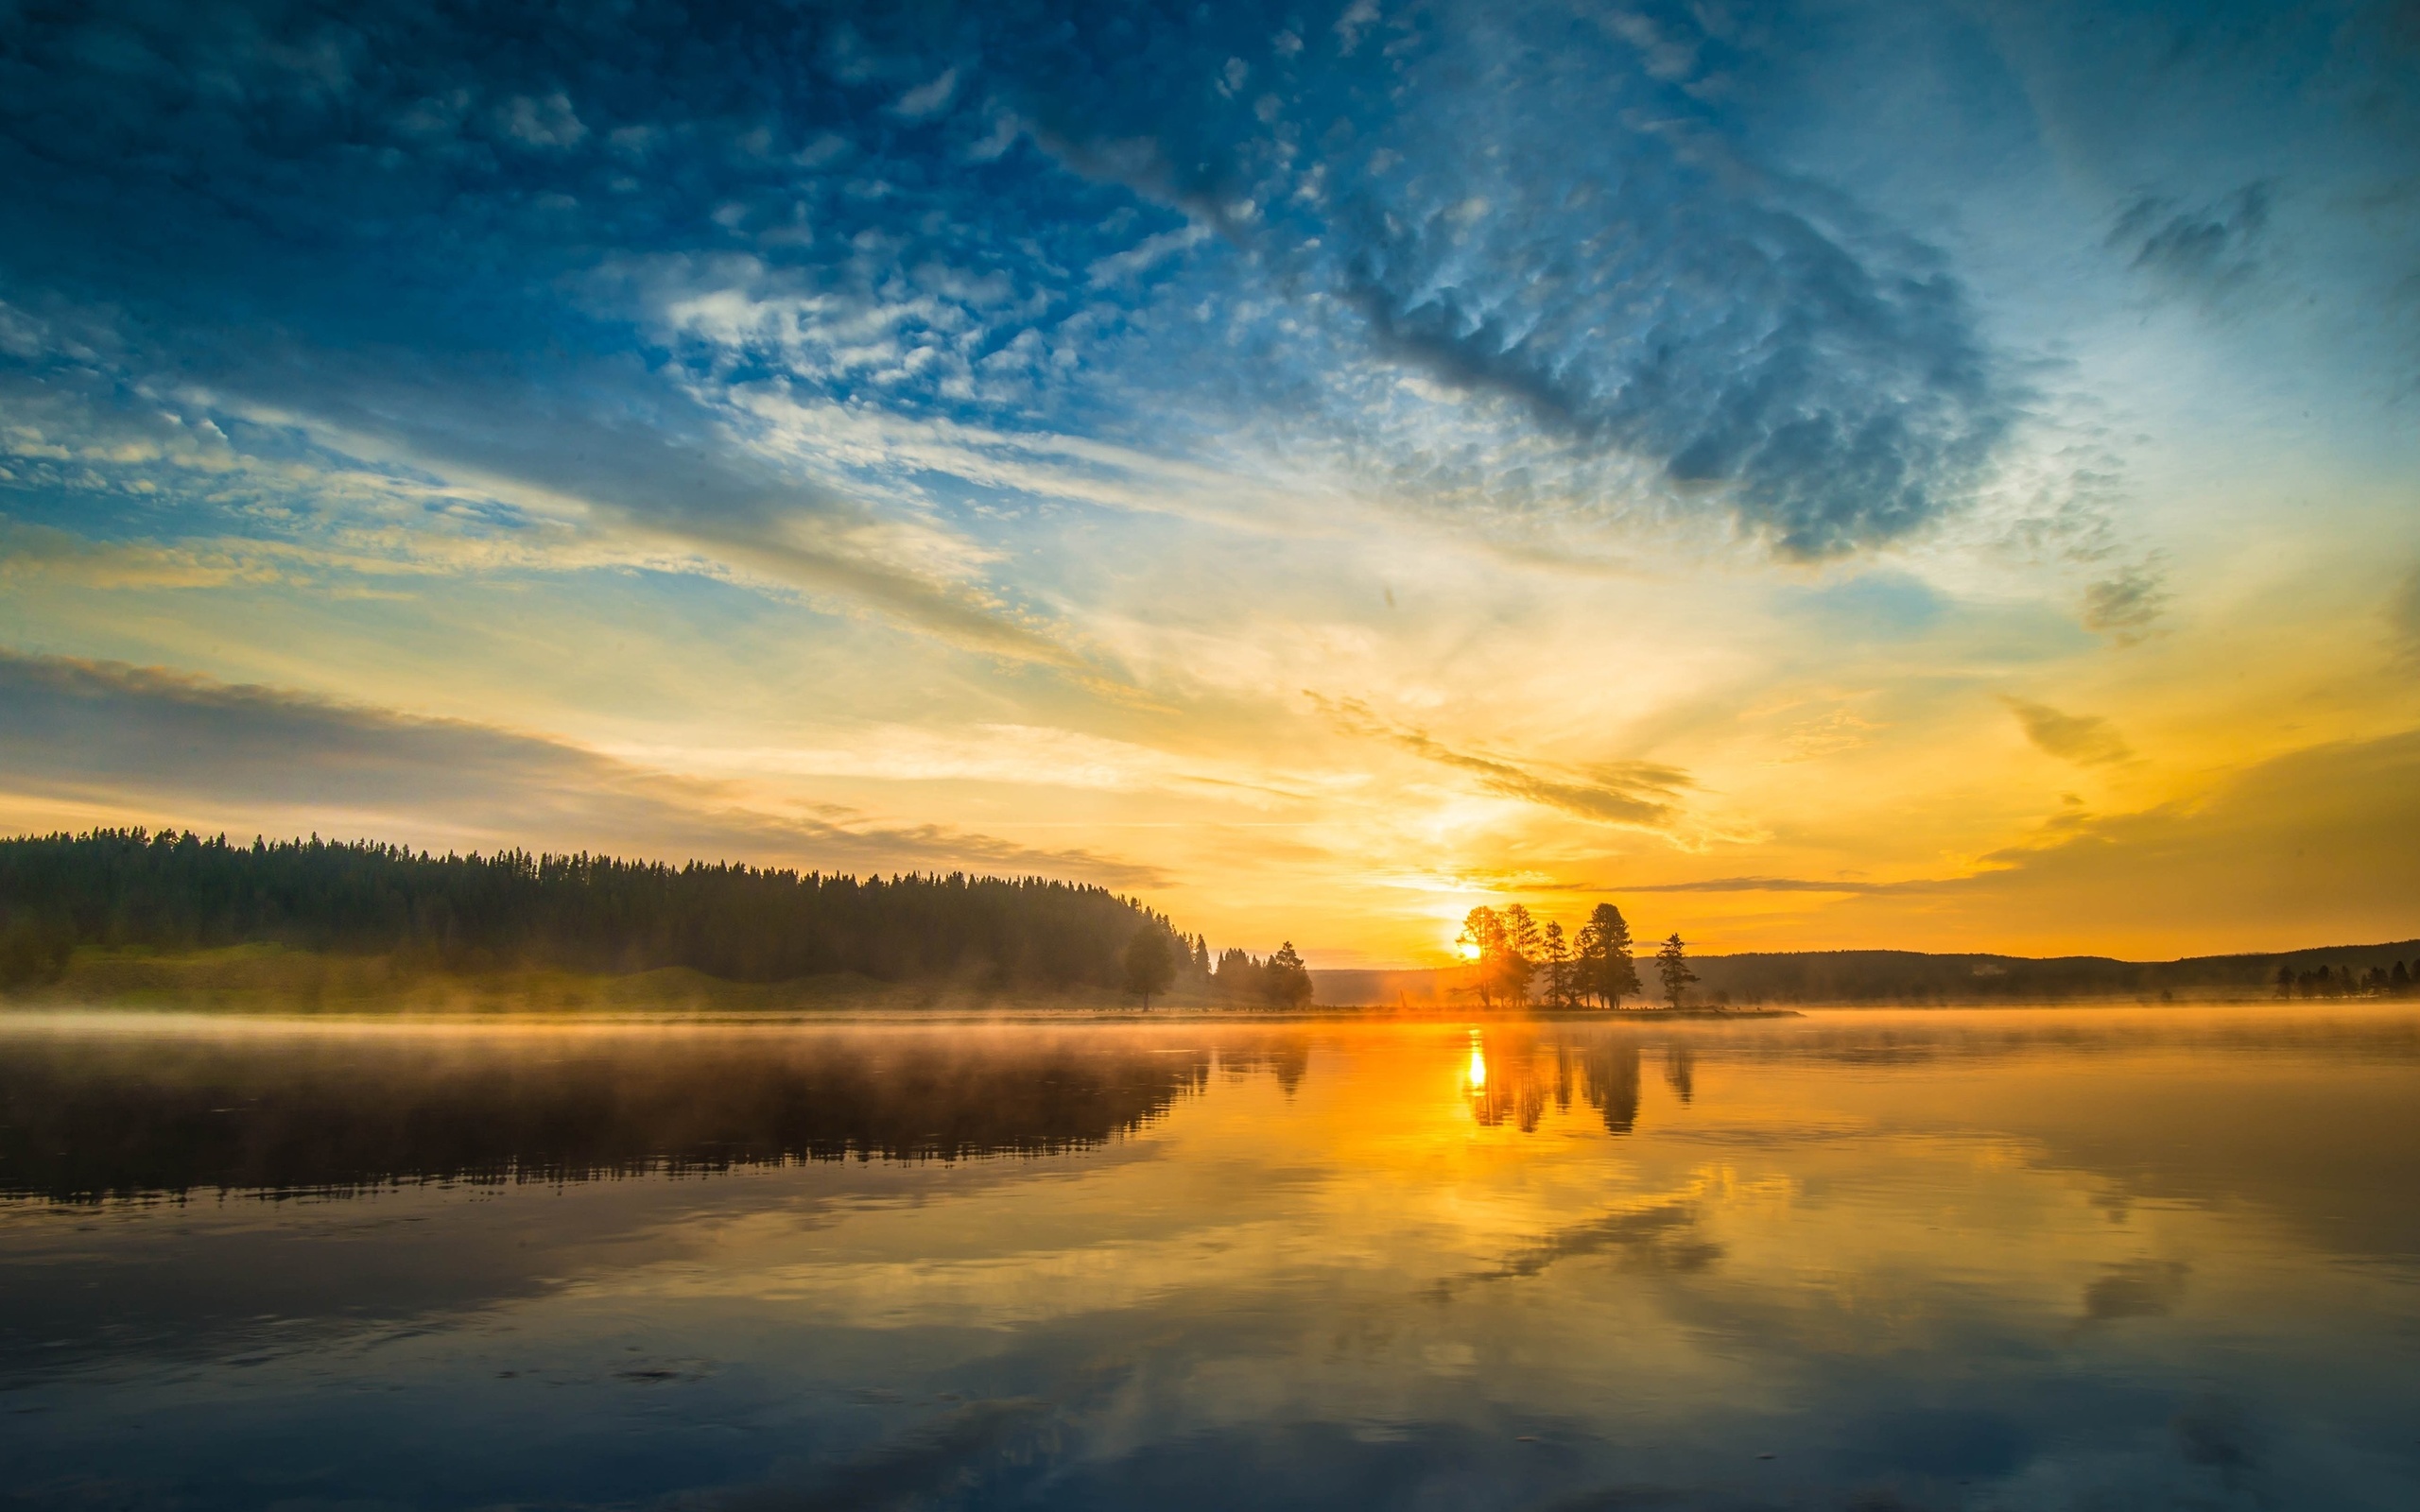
[3,1008,2417,1511]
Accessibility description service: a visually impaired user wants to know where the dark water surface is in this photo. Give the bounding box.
[3,1007,2417,1510]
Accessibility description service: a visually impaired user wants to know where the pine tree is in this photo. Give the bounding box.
[1498,904,1542,1005]
[1212,947,1263,1003]
[1123,928,1175,1009]
[1540,920,1574,1009]
[1575,903,1639,1009]
[1458,906,1508,1009]
[1655,933,1697,1009]
[1265,941,1313,1009]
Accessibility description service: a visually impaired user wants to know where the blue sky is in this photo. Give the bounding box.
[3,0,2416,962]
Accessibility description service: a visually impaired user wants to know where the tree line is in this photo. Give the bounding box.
[1118,928,1314,1011]
[0,829,1271,1001]
[2276,960,2420,999]
[1455,902,1702,1010]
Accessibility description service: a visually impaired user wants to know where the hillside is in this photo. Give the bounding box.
[1315,939,2420,1008]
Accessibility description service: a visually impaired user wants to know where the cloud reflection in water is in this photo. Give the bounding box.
[0,1008,2415,1510]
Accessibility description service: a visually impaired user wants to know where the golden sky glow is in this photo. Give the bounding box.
[2,1,2416,964]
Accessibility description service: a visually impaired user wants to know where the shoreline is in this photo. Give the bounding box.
[7,997,2390,1029]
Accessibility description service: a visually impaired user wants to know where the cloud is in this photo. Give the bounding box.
[2082,563,2169,644]
[2111,183,2272,299]
[998,0,2020,556]
[1306,693,1688,829]
[0,4,1136,666]
[890,67,959,120]
[1779,709,1882,762]
[496,92,587,148]
[1828,727,2420,954]
[0,0,2035,569]
[2000,696,2134,766]
[1085,223,1211,288]
[0,650,1164,886]
[18,331,1090,670]
[2389,564,2420,666]
[1622,725,2420,952]
[1618,876,1910,895]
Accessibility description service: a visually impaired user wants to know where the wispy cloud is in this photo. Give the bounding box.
[2082,562,2169,644]
[2000,696,2135,767]
[1617,876,1919,895]
[208,370,1096,671]
[2111,183,2272,301]
[2388,565,2420,669]
[1306,693,1688,829]
[0,650,1165,886]
[1820,729,2420,954]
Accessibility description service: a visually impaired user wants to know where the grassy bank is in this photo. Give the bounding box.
[0,946,1827,1020]
[0,943,1174,1017]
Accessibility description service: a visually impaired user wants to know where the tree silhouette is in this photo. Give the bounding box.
[1575,903,1640,1009]
[1539,921,1576,1009]
[1458,904,1544,1007]
[1211,947,1264,1003]
[1123,928,1175,1009]
[1265,941,1313,1009]
[1504,906,1544,1005]
[1458,906,1508,1008]
[1655,933,1697,1009]
[0,829,1208,996]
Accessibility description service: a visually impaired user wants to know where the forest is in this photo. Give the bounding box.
[0,829,1272,1000]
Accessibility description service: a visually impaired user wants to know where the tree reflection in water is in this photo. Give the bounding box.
[1464,1030,1651,1135]
[0,1029,1220,1201]
[1664,1043,1696,1104]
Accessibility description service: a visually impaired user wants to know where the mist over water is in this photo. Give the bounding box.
[3,1007,2416,1509]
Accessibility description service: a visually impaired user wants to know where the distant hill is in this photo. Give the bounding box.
[1315,940,2420,1008]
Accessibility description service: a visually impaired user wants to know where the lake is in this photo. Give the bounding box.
[3,1005,2416,1510]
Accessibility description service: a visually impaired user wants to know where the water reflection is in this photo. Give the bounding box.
[0,1006,2414,1512]
[1665,1042,1696,1103]
[0,1023,1222,1200]
[1462,1031,1643,1134]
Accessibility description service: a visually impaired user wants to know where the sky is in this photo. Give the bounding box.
[2,0,2416,967]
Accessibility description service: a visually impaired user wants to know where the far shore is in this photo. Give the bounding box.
[6,943,2395,1022]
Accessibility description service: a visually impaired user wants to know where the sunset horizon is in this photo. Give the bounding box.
[4,0,2416,973]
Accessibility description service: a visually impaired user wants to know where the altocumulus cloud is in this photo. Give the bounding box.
[988,0,2021,555]
[0,0,2022,583]
[0,652,1164,885]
